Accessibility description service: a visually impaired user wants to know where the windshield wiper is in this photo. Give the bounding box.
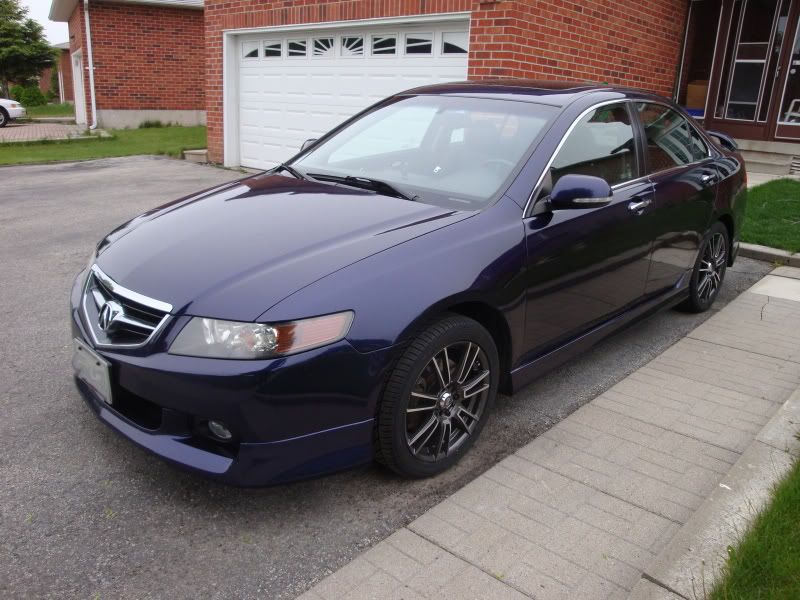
[273,163,308,180]
[307,173,417,201]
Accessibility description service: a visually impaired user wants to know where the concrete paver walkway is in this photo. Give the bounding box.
[0,122,86,143]
[300,268,800,600]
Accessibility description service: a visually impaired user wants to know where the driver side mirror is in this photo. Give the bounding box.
[301,138,318,152]
[706,131,738,152]
[548,174,612,210]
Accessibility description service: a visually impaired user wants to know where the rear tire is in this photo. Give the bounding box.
[678,221,729,313]
[377,314,499,478]
[0,109,8,128]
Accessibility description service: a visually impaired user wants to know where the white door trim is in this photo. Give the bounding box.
[71,50,87,126]
[222,11,471,168]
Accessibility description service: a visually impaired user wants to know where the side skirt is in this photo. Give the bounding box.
[509,286,689,393]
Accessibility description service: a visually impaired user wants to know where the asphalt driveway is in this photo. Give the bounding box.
[0,156,772,599]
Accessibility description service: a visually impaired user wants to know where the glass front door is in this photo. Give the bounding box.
[775,18,800,138]
[705,0,800,139]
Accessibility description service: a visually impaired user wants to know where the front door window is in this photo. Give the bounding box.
[777,21,800,124]
[716,0,791,121]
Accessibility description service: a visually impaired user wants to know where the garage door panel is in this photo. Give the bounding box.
[237,21,468,170]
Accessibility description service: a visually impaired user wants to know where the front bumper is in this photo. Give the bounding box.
[70,273,397,486]
[6,106,25,119]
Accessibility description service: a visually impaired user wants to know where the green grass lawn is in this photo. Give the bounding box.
[710,455,800,600]
[24,103,75,118]
[742,179,800,253]
[0,126,207,165]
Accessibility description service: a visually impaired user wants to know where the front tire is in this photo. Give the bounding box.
[377,314,499,478]
[0,109,8,128]
[679,221,729,313]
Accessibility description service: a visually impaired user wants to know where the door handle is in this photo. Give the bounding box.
[700,173,718,185]
[628,198,652,213]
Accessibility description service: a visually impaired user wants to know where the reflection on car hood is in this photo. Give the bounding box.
[95,173,471,321]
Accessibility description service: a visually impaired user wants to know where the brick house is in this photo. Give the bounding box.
[36,44,72,102]
[56,43,75,102]
[49,0,205,128]
[50,0,800,171]
[205,0,800,170]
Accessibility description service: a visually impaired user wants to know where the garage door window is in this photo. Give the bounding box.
[313,37,335,57]
[288,39,307,57]
[371,35,397,55]
[263,41,281,58]
[442,32,468,54]
[341,36,364,57]
[405,33,433,55]
[242,41,259,59]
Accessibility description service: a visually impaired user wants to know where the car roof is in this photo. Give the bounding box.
[398,79,660,107]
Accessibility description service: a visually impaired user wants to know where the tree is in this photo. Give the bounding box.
[0,0,56,98]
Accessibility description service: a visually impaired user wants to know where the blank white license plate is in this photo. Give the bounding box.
[72,338,112,405]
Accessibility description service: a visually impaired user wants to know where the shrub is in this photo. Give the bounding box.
[15,86,47,107]
[10,85,24,101]
[139,120,165,128]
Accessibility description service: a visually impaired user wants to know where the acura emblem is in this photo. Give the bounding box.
[98,299,124,332]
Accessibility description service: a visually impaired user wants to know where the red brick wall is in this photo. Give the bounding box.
[468,0,687,93]
[87,2,205,111]
[204,0,688,164]
[67,1,204,123]
[38,67,54,94]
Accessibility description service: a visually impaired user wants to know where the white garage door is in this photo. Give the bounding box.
[237,21,469,170]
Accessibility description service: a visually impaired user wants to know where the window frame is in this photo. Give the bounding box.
[370,34,398,56]
[262,40,283,59]
[286,38,308,58]
[241,41,260,60]
[403,32,434,56]
[524,99,717,218]
[632,101,713,177]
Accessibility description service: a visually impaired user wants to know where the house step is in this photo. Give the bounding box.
[745,158,792,176]
[183,149,208,164]
[740,150,794,165]
[735,138,800,154]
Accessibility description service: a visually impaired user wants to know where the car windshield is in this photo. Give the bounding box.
[293,95,557,210]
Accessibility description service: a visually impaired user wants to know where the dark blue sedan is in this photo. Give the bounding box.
[70,81,746,485]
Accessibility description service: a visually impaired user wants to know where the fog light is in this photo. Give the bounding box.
[208,420,232,441]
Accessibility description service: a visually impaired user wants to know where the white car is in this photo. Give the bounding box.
[0,98,26,127]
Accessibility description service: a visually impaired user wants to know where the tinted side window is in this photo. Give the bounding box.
[635,103,709,172]
[550,103,637,187]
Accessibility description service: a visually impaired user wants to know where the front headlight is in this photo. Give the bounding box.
[169,311,354,359]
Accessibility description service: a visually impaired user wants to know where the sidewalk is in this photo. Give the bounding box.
[299,267,800,600]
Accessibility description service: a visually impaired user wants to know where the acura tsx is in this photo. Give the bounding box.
[70,81,746,485]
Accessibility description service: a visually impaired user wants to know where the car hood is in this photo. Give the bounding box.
[95,173,471,321]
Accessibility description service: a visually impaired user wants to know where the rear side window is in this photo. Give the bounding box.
[635,103,709,172]
[550,103,637,187]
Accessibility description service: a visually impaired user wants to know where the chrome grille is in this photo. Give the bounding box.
[82,265,172,348]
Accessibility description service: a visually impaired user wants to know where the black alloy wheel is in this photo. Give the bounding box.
[680,221,729,313]
[377,314,498,478]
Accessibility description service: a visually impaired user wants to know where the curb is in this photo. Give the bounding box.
[628,387,800,600]
[739,242,800,267]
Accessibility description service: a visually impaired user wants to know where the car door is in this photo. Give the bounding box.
[521,102,655,356]
[632,102,718,295]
